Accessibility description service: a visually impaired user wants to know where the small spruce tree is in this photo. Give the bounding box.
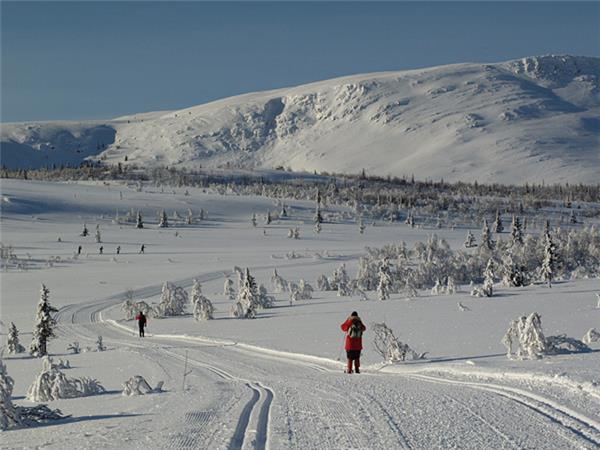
[29,285,58,357]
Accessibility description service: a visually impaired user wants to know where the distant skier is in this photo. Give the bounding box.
[99,246,104,255]
[116,245,121,255]
[341,311,366,374]
[139,244,145,254]
[77,245,82,255]
[135,311,147,337]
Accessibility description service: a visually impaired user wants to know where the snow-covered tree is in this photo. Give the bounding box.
[257,284,275,308]
[158,210,168,228]
[80,223,89,237]
[501,254,527,287]
[96,336,106,352]
[27,356,105,401]
[333,264,350,296]
[582,328,600,345]
[482,259,495,297]
[446,277,457,294]
[122,375,163,396]
[191,279,215,320]
[316,274,331,291]
[376,258,393,301]
[95,225,102,243]
[480,219,494,252]
[540,230,557,287]
[0,358,22,431]
[223,277,235,300]
[154,282,188,317]
[404,272,418,298]
[136,211,144,229]
[231,268,259,319]
[314,206,323,225]
[291,279,313,301]
[29,285,58,357]
[493,210,504,233]
[271,269,289,293]
[7,322,25,354]
[251,213,257,227]
[405,211,415,228]
[510,215,523,246]
[172,210,181,222]
[280,203,288,218]
[186,208,194,225]
[122,299,152,320]
[372,323,427,362]
[265,211,272,225]
[502,313,547,360]
[464,230,476,248]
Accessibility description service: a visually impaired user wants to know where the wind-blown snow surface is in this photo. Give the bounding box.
[2,55,600,184]
[1,179,599,449]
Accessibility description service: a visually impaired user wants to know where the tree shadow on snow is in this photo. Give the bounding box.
[427,353,506,363]
[32,413,144,429]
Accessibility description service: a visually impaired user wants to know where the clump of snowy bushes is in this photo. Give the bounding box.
[190,279,214,321]
[26,356,105,402]
[122,375,163,396]
[502,313,591,360]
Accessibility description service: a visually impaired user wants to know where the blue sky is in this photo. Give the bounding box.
[2,1,599,122]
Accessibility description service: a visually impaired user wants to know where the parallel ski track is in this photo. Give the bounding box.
[406,373,600,449]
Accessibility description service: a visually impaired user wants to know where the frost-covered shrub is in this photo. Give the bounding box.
[26,356,105,401]
[7,322,25,354]
[377,259,393,300]
[67,342,81,354]
[331,264,350,296]
[122,375,163,396]
[96,336,106,352]
[502,313,547,360]
[372,323,427,362]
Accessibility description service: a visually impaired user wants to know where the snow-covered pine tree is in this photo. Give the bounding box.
[223,277,235,300]
[0,358,22,431]
[158,210,168,228]
[271,269,289,293]
[482,258,494,297]
[186,208,194,225]
[231,268,259,319]
[541,229,557,287]
[334,264,350,297]
[199,208,206,220]
[136,211,144,229]
[510,215,524,246]
[501,254,527,287]
[154,282,188,317]
[493,210,504,233]
[29,285,58,357]
[377,258,393,301]
[520,312,547,359]
[464,230,476,248]
[446,277,457,294]
[404,271,418,298]
[7,322,25,354]
[191,279,214,320]
[297,279,313,300]
[480,219,494,252]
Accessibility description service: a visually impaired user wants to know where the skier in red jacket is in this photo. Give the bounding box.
[135,311,147,337]
[341,311,366,374]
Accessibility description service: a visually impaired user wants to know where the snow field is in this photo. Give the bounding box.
[1,178,599,449]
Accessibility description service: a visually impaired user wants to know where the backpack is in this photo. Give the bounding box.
[348,321,363,339]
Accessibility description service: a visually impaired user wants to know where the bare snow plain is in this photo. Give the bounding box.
[1,178,599,449]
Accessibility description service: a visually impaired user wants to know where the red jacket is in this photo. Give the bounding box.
[135,314,147,326]
[341,317,366,351]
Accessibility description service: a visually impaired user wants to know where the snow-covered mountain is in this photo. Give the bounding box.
[2,55,599,183]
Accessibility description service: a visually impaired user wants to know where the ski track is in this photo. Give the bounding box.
[51,264,600,450]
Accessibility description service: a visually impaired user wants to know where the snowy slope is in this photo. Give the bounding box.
[2,55,600,183]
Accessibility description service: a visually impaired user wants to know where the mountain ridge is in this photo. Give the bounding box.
[2,55,599,184]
